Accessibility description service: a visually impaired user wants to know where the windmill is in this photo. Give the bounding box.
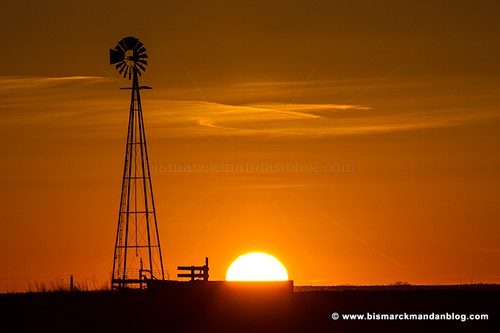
[110,36,165,289]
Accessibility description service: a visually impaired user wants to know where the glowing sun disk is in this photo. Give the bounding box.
[226,252,288,281]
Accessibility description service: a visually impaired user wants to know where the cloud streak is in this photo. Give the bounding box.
[146,100,497,138]
[1,76,498,140]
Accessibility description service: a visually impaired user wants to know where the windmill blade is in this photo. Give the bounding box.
[110,48,125,65]
[128,68,132,80]
[137,59,148,66]
[122,36,139,51]
[128,36,140,49]
[134,41,144,52]
[136,63,146,72]
[137,46,147,55]
[138,53,148,59]
[115,44,126,54]
[118,39,128,52]
[118,37,137,51]
[119,65,127,76]
[116,62,126,71]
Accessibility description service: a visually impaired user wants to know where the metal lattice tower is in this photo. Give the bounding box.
[109,36,165,289]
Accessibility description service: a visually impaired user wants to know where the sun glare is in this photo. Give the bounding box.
[226,252,288,281]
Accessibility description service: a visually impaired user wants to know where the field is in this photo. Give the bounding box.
[1,282,498,332]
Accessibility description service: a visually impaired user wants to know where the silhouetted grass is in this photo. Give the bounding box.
[294,283,500,292]
[4,276,111,294]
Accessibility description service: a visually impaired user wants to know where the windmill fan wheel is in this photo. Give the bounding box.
[110,36,148,79]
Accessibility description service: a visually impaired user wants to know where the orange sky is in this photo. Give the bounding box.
[1,0,500,291]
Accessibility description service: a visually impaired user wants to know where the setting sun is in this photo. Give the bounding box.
[226,252,288,281]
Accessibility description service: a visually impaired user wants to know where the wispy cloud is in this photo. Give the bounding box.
[0,76,108,91]
[1,76,498,139]
[145,99,496,138]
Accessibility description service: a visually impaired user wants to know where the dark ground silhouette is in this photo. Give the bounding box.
[1,282,498,332]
